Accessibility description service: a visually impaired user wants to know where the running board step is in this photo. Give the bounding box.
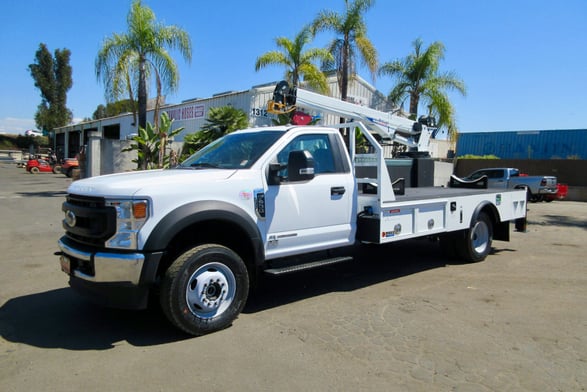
[264,256,353,276]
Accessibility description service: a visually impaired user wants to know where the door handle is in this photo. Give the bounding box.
[331,186,346,195]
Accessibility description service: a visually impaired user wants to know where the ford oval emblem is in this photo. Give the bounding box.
[65,210,77,227]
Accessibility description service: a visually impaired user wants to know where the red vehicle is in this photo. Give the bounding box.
[61,158,79,177]
[26,158,60,174]
[544,183,568,202]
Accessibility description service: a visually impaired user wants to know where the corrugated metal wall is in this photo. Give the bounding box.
[456,129,587,159]
[168,89,261,140]
[117,76,389,140]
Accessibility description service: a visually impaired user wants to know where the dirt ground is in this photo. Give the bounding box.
[0,162,586,391]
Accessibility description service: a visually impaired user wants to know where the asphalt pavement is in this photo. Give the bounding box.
[1,162,586,391]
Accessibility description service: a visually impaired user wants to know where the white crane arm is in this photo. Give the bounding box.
[267,81,435,153]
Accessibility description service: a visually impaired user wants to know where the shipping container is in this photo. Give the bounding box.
[456,129,587,159]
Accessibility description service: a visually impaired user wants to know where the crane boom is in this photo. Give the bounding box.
[267,81,436,154]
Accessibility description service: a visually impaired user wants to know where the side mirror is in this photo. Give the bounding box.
[288,150,315,182]
[268,163,285,185]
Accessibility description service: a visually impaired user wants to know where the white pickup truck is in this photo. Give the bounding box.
[464,167,558,202]
[57,84,528,336]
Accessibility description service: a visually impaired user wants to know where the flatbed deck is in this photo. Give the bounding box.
[394,186,518,202]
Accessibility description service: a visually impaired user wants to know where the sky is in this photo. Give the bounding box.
[0,0,586,135]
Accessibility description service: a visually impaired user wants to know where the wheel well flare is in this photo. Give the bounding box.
[143,201,263,278]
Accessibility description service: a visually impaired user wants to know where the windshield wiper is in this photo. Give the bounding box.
[189,162,219,169]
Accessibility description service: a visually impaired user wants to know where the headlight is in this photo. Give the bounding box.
[105,199,149,249]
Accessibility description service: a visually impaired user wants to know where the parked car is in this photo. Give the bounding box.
[61,158,79,178]
[24,130,44,137]
[464,167,558,202]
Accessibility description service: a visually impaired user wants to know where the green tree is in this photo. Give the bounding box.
[181,106,249,158]
[378,38,467,138]
[96,53,139,125]
[123,112,184,169]
[311,0,378,101]
[93,105,107,120]
[255,26,333,94]
[28,43,73,132]
[93,99,137,120]
[95,0,192,132]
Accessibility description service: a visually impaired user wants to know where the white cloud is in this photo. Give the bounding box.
[0,117,37,134]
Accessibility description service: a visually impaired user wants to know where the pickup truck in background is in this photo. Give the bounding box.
[464,167,558,202]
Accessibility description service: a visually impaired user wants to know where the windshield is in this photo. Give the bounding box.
[177,130,285,170]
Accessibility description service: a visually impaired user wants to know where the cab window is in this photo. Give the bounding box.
[276,134,336,178]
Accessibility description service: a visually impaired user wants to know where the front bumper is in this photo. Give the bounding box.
[57,236,162,309]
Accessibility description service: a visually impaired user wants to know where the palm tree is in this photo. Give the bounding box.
[311,0,378,101]
[255,26,333,94]
[378,38,466,138]
[97,52,139,125]
[181,106,249,159]
[95,0,192,132]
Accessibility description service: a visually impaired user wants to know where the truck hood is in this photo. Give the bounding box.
[67,168,237,198]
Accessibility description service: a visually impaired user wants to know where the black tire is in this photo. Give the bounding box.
[30,167,40,174]
[159,244,249,336]
[455,212,493,263]
[52,165,62,174]
[519,187,532,202]
[66,167,73,177]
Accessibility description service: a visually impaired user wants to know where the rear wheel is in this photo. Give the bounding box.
[456,212,493,263]
[519,186,532,202]
[159,244,249,336]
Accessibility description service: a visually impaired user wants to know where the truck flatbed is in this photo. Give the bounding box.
[394,186,516,202]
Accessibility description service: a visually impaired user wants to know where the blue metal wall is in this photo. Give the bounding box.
[456,129,587,159]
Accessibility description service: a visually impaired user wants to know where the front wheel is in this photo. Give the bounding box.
[159,244,249,336]
[30,167,40,174]
[456,212,493,263]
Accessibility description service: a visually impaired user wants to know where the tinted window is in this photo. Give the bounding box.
[277,134,337,175]
[178,130,285,169]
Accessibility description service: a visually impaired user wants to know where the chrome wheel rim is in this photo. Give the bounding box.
[471,220,489,254]
[185,262,236,319]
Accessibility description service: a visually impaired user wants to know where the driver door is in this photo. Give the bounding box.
[263,133,355,259]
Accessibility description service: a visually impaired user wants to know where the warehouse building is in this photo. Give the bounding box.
[55,75,389,159]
